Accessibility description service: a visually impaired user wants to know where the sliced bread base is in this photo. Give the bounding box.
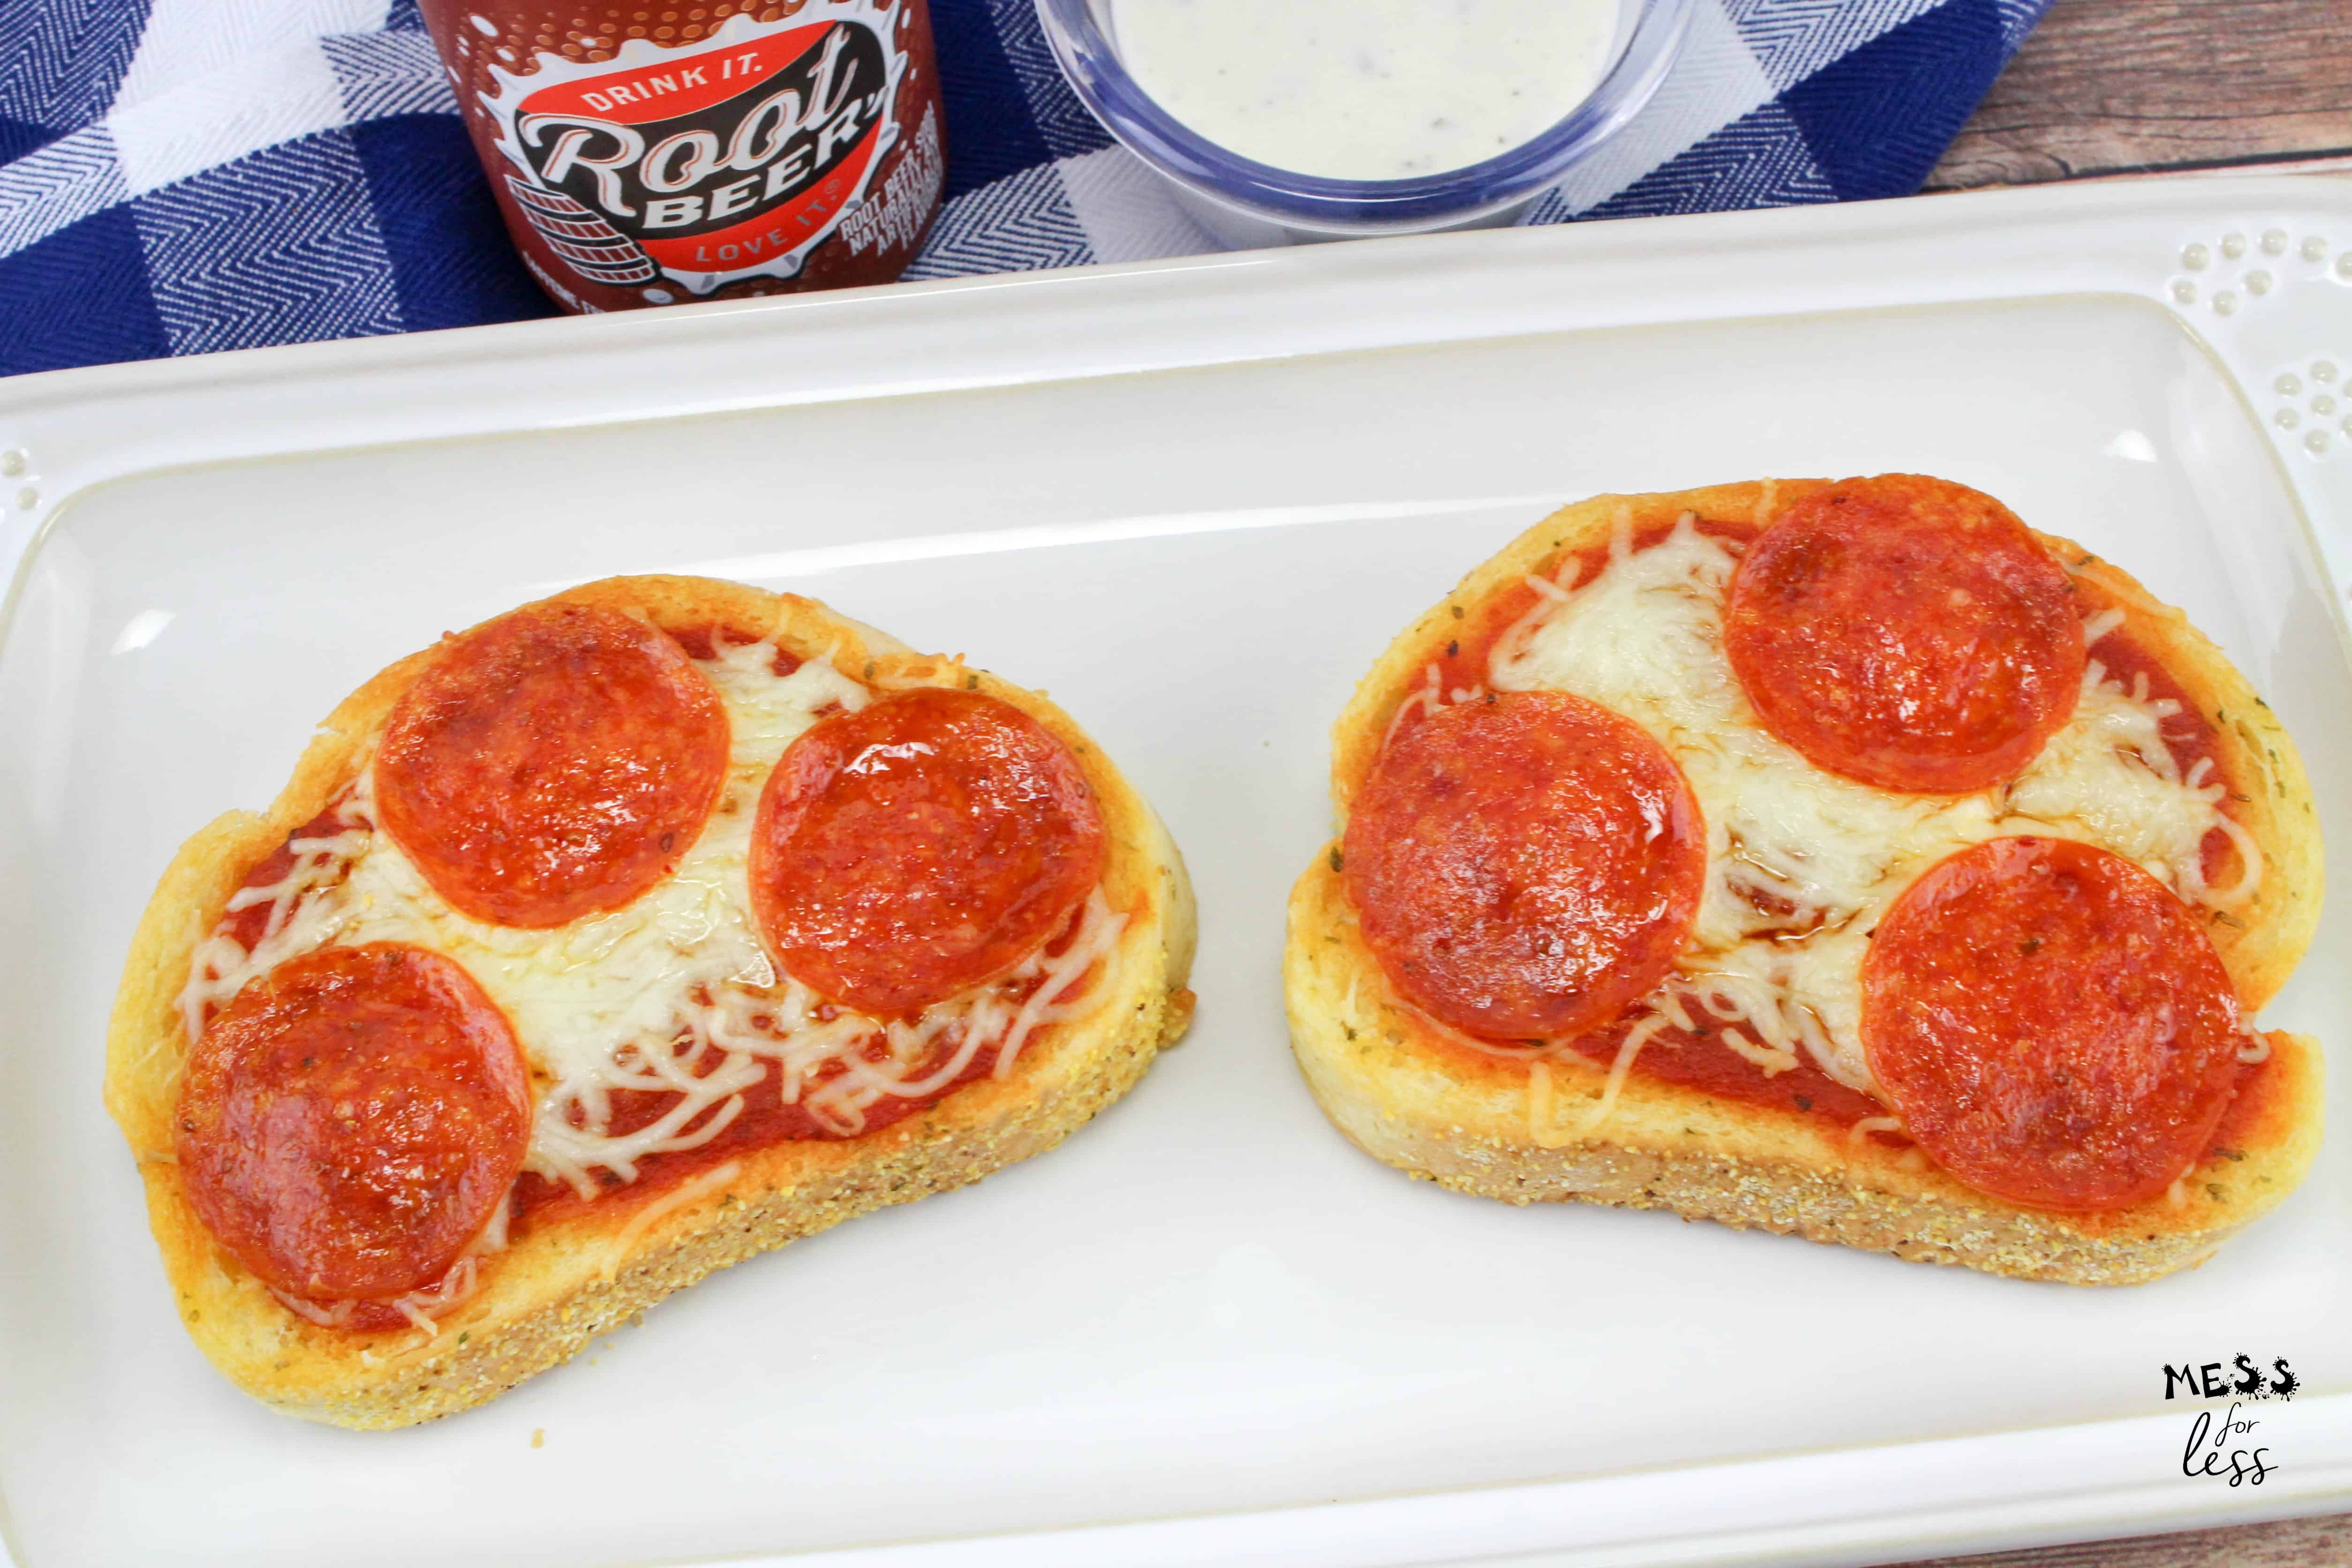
[107,575,1199,1427]
[1286,853,2321,1287]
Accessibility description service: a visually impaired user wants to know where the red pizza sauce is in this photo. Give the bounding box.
[215,802,369,975]
[2072,611,2243,894]
[1560,1014,1888,1131]
[1400,518,1762,747]
[505,897,1115,1233]
[190,627,1126,1327]
[1373,509,2257,1152]
[663,623,806,675]
[246,911,1113,1333]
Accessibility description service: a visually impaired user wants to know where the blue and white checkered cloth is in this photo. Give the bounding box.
[0,0,2048,378]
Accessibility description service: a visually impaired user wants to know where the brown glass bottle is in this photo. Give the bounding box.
[419,0,944,313]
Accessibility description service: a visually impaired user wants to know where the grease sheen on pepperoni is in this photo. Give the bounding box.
[175,943,532,1300]
[1723,475,2085,794]
[1343,690,1706,1041]
[375,602,730,928]
[749,687,1106,1015]
[1861,837,2245,1212]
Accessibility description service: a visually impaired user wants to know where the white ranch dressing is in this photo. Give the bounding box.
[1110,0,1621,181]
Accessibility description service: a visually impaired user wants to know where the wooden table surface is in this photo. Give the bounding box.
[1882,3,2350,1564]
[1927,0,2352,190]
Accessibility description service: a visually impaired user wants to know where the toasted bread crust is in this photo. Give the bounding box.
[106,576,1198,1427]
[1291,480,2324,1284]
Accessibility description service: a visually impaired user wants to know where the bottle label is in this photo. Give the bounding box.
[480,0,911,298]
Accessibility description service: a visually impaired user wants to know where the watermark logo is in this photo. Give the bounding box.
[2164,1355,2296,1487]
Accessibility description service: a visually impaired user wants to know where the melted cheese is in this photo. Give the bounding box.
[331,648,866,1092]
[181,636,1127,1230]
[1487,513,2254,1097]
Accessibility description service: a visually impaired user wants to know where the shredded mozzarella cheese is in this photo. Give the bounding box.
[179,637,1127,1221]
[1487,513,2256,1099]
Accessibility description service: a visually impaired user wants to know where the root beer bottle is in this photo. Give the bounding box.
[420,0,944,313]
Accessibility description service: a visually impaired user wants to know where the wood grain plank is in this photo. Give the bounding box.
[1886,1510,2352,1567]
[1927,0,2352,189]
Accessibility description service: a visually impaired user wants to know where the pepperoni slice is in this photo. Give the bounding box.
[1342,690,1706,1040]
[1861,837,2245,1212]
[1723,475,2085,793]
[175,944,532,1300]
[375,602,730,928]
[749,687,1106,1015]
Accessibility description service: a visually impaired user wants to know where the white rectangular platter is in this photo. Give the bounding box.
[3,176,2352,1568]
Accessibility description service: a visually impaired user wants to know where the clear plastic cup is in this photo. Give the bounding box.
[1034,0,1694,246]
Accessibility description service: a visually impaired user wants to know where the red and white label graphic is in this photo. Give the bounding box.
[481,1,910,297]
